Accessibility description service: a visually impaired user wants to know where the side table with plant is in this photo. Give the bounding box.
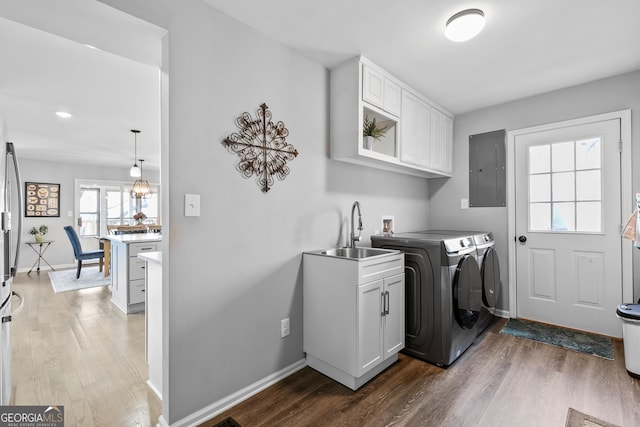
[29,224,49,243]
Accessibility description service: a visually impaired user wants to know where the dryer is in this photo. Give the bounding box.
[420,230,501,336]
[473,232,500,335]
[371,232,482,366]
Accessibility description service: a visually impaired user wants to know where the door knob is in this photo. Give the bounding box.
[518,235,527,243]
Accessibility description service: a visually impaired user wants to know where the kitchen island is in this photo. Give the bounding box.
[106,233,161,314]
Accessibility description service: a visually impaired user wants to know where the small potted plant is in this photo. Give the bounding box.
[133,211,147,225]
[362,116,389,149]
[29,224,48,243]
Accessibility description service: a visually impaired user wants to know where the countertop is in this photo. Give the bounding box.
[138,251,162,265]
[105,233,162,244]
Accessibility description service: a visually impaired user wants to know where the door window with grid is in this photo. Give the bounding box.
[528,137,602,233]
[79,188,100,236]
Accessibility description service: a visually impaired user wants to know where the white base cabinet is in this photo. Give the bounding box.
[109,237,159,314]
[303,251,405,390]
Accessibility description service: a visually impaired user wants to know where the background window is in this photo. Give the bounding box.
[79,188,100,236]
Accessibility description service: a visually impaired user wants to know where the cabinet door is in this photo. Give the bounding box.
[400,90,430,167]
[362,65,384,108]
[442,115,453,173]
[429,109,453,174]
[129,279,146,304]
[400,90,419,164]
[357,280,384,376]
[383,274,405,358]
[129,258,147,281]
[417,100,432,166]
[383,78,401,116]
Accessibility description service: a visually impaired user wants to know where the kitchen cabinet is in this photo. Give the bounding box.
[108,234,160,314]
[357,274,405,374]
[400,89,431,168]
[330,55,453,178]
[429,108,453,174]
[303,249,404,390]
[362,65,401,117]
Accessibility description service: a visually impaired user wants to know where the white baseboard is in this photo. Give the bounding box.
[156,415,169,427]
[147,379,162,400]
[17,263,75,274]
[171,358,306,427]
[17,261,103,274]
[495,308,510,318]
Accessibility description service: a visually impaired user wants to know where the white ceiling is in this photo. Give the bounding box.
[1,0,640,170]
[0,0,164,170]
[204,0,640,115]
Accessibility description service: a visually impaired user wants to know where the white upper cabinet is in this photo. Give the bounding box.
[400,90,431,168]
[383,77,402,116]
[363,65,402,117]
[362,65,384,108]
[429,108,453,174]
[330,56,453,178]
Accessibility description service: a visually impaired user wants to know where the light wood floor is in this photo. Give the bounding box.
[11,270,161,426]
[202,318,640,427]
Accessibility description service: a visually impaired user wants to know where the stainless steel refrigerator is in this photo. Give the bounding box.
[0,128,24,405]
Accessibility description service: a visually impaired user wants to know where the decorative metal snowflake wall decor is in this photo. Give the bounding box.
[223,103,299,193]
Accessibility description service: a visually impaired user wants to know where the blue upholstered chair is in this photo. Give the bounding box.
[63,226,105,279]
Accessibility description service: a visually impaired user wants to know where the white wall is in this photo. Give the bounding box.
[429,70,640,311]
[18,158,160,271]
[102,0,431,423]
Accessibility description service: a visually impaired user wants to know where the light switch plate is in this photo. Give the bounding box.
[461,198,469,209]
[184,194,200,217]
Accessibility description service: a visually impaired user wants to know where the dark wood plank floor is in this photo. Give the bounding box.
[202,319,640,427]
[11,270,161,426]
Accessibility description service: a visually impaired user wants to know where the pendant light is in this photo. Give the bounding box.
[130,159,151,199]
[445,9,485,42]
[129,129,141,177]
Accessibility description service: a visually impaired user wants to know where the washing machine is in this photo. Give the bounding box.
[371,232,482,366]
[472,233,500,335]
[419,231,501,336]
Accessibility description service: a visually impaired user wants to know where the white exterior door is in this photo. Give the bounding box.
[514,118,623,337]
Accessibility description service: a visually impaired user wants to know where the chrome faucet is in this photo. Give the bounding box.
[350,201,363,248]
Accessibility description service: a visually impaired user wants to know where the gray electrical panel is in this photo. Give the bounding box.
[469,130,506,207]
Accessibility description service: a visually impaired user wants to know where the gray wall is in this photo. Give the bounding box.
[429,70,640,311]
[18,158,160,271]
[103,0,431,423]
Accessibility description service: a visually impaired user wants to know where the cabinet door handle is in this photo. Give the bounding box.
[381,291,390,316]
[385,291,390,315]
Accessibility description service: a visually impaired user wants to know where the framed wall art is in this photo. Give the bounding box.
[25,182,60,217]
[381,215,394,235]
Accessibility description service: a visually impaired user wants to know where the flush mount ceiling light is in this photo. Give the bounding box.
[445,9,485,42]
[129,129,142,177]
[55,111,72,119]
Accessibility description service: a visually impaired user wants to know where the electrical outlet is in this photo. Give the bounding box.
[280,318,290,338]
